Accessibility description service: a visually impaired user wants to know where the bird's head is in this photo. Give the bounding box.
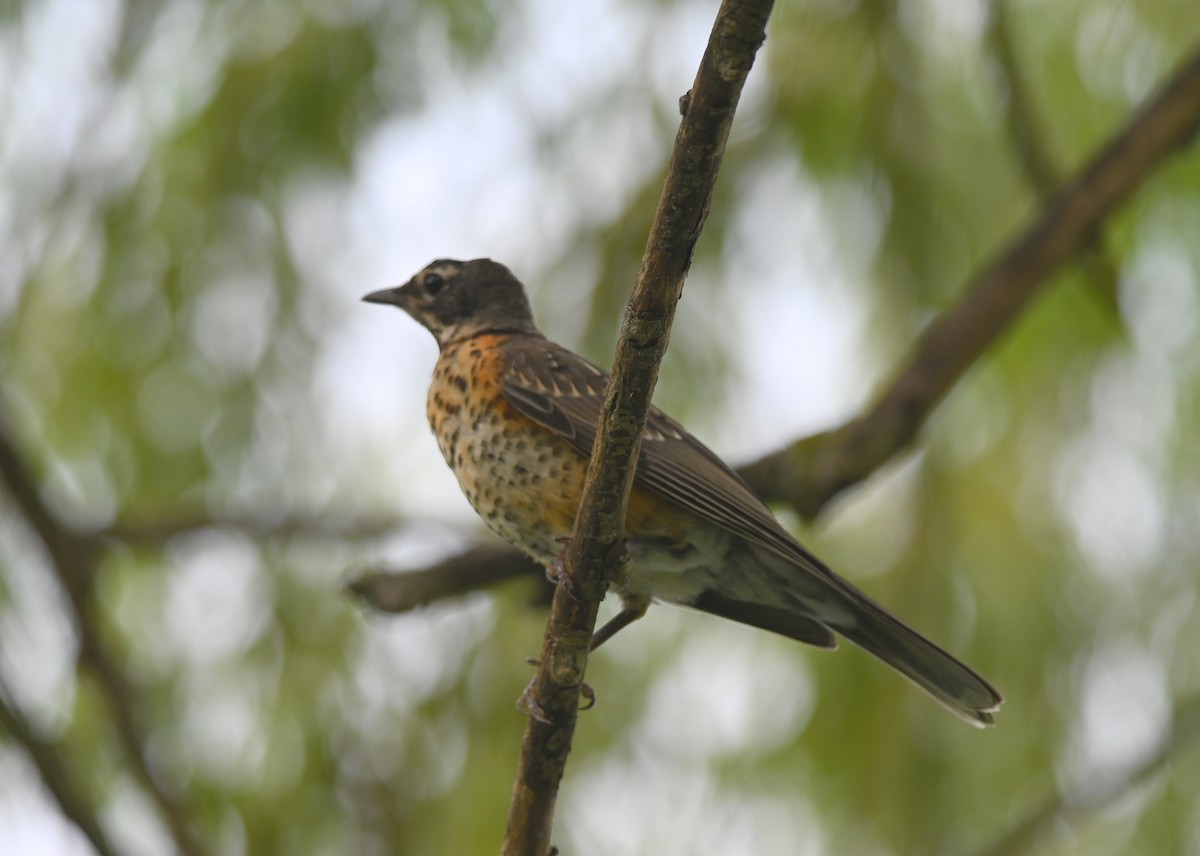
[363,258,539,347]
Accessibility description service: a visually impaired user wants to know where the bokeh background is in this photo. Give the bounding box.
[3,0,1200,854]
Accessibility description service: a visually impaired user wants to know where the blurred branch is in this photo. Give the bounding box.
[0,677,120,856]
[0,418,206,856]
[985,3,1060,197]
[354,41,1200,615]
[348,543,543,612]
[500,2,775,854]
[741,41,1200,518]
[974,692,1200,856]
[985,0,1121,314]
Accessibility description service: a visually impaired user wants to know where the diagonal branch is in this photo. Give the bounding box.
[740,42,1200,518]
[0,676,121,856]
[499,2,776,853]
[0,418,206,856]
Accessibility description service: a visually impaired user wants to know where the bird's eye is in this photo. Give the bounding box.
[424,272,445,295]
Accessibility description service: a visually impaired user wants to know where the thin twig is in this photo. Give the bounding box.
[0,418,205,856]
[986,2,1061,197]
[0,677,121,856]
[985,0,1122,313]
[499,2,776,853]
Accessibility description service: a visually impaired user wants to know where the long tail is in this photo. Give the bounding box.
[689,583,1003,726]
[823,592,1004,728]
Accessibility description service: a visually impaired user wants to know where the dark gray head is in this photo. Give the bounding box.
[363,258,540,347]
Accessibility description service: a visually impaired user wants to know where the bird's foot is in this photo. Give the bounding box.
[522,658,595,716]
[546,538,582,603]
[517,674,553,724]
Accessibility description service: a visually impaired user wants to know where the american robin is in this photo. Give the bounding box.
[364,258,1003,727]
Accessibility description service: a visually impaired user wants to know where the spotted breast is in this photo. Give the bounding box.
[426,333,585,564]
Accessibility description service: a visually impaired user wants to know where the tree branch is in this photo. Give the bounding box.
[0,677,121,856]
[499,2,776,853]
[0,418,206,856]
[348,543,544,613]
[740,42,1200,518]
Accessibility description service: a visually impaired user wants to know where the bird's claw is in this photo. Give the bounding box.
[518,674,553,724]
[522,658,596,715]
[546,539,583,604]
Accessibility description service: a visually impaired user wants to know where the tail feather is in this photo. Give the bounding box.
[690,589,838,649]
[826,599,1003,728]
[687,584,1002,726]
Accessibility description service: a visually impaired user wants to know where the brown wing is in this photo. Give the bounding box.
[501,338,839,581]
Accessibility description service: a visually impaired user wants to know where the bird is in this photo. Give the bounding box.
[364,258,1004,727]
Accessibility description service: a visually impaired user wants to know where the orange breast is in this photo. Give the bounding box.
[427,335,586,564]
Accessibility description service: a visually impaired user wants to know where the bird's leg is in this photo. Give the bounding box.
[589,592,650,651]
[522,542,642,715]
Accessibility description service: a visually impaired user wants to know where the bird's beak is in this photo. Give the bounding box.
[362,285,407,307]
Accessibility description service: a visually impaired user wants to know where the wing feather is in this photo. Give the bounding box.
[502,339,831,577]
